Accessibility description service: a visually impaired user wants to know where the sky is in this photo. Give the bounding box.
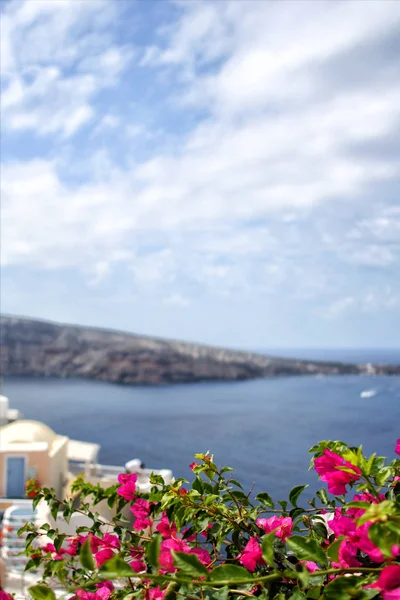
[1,0,400,350]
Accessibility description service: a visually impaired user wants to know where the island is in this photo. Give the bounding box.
[1,315,399,385]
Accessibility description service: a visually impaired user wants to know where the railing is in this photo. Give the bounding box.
[68,462,173,484]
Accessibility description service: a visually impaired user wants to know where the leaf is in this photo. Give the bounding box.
[99,555,135,578]
[307,587,322,599]
[326,537,345,563]
[286,536,327,566]
[375,467,392,486]
[345,501,370,509]
[28,585,56,600]
[172,551,209,577]
[261,531,276,566]
[146,533,161,567]
[192,477,204,494]
[164,582,180,600]
[24,557,42,572]
[289,485,309,508]
[210,587,229,600]
[290,589,307,600]
[80,538,95,570]
[316,489,329,505]
[255,492,274,508]
[290,507,305,520]
[228,479,243,490]
[311,520,328,539]
[209,564,250,583]
[322,575,366,600]
[368,522,399,558]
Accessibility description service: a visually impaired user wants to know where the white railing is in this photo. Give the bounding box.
[68,462,173,485]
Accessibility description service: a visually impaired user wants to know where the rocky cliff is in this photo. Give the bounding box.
[1,316,399,385]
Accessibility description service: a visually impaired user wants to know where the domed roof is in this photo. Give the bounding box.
[0,420,57,445]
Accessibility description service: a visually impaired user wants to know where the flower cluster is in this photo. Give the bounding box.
[17,440,400,600]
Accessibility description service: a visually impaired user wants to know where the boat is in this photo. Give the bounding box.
[0,396,173,595]
[360,389,377,398]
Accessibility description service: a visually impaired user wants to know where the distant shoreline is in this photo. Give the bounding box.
[2,315,400,385]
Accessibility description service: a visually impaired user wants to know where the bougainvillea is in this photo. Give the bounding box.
[18,438,400,600]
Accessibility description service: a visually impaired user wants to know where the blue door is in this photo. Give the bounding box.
[6,457,26,498]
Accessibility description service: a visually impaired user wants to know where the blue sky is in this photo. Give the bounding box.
[1,0,400,349]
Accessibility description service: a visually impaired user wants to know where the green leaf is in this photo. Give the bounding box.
[290,507,305,520]
[209,564,250,583]
[255,492,274,508]
[375,467,392,486]
[228,479,243,490]
[368,522,399,558]
[311,520,328,539]
[210,587,229,600]
[172,551,209,577]
[24,557,42,572]
[307,587,322,599]
[316,489,329,505]
[146,533,161,567]
[322,575,366,600]
[289,485,309,508]
[345,501,370,509]
[326,537,345,563]
[286,536,327,566]
[192,477,204,494]
[261,531,276,566]
[28,585,56,600]
[290,589,307,600]
[80,538,95,570]
[164,582,180,600]
[99,555,135,579]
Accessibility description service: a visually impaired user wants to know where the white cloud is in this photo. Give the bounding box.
[0,0,131,137]
[164,293,190,307]
[1,0,400,322]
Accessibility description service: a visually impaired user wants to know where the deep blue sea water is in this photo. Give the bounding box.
[3,349,400,501]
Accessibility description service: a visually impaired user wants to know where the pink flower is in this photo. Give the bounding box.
[338,539,361,568]
[75,582,113,600]
[145,588,166,600]
[356,523,385,563]
[156,513,177,539]
[42,542,67,560]
[0,592,14,600]
[182,527,196,542]
[314,449,361,495]
[200,523,213,539]
[179,487,188,496]
[94,548,115,567]
[159,537,191,573]
[256,516,293,542]
[117,473,137,501]
[239,537,264,572]
[396,440,400,456]
[189,462,200,471]
[302,561,319,573]
[191,547,211,566]
[328,509,357,537]
[130,498,152,531]
[347,492,385,519]
[130,546,146,573]
[365,565,400,600]
[94,534,120,567]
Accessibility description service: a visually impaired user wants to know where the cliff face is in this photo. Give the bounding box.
[1,316,399,385]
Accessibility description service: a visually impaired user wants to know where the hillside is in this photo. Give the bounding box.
[1,316,399,385]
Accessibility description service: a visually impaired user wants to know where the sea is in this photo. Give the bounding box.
[3,348,400,501]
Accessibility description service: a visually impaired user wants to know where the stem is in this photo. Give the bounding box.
[117,565,382,588]
[362,475,381,500]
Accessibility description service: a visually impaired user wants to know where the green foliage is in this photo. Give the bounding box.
[21,438,400,599]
